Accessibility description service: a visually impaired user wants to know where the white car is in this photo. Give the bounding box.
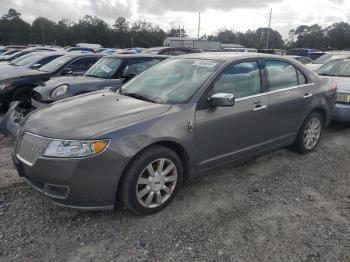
[306,51,350,71]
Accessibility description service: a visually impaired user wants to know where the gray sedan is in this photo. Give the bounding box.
[12,53,336,215]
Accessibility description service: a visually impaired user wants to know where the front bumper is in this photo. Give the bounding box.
[0,101,22,137]
[333,103,350,122]
[12,148,126,210]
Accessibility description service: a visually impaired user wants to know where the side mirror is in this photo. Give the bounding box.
[208,93,235,107]
[31,63,41,69]
[121,72,136,81]
[61,68,73,75]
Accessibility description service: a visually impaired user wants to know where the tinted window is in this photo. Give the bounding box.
[123,58,163,76]
[172,50,187,56]
[35,55,61,67]
[265,60,298,91]
[67,57,98,72]
[212,61,261,99]
[159,50,172,56]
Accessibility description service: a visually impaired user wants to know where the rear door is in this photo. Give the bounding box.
[264,59,314,148]
[195,60,269,171]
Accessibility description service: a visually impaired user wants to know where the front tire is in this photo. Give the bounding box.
[293,112,324,154]
[12,86,33,109]
[119,145,183,215]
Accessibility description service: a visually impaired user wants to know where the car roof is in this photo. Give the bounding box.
[173,52,296,62]
[61,53,103,58]
[105,54,169,59]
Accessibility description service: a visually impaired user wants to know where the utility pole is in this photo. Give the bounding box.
[266,8,272,49]
[197,12,201,39]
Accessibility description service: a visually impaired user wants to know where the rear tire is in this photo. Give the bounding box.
[118,145,183,215]
[293,112,324,154]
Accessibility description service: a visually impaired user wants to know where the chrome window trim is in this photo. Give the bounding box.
[235,83,314,102]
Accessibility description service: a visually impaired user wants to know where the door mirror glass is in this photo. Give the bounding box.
[31,63,42,69]
[209,93,235,107]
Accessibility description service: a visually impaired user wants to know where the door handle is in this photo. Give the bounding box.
[253,105,267,112]
[303,93,313,99]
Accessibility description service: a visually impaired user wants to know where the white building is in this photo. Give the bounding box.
[163,37,221,50]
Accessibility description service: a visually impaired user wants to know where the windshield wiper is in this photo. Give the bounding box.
[85,74,100,78]
[318,73,335,76]
[122,92,157,103]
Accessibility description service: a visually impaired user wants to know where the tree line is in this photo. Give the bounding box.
[0,8,349,50]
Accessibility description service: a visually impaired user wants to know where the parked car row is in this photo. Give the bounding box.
[0,48,348,216]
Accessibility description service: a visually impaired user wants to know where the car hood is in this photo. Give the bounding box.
[22,92,172,139]
[0,65,30,75]
[34,75,105,97]
[0,69,46,81]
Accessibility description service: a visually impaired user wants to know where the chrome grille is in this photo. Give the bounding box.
[16,132,51,166]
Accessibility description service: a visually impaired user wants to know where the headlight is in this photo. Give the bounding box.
[51,84,68,98]
[44,139,110,158]
[336,92,350,103]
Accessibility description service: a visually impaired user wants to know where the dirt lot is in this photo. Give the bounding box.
[0,120,349,262]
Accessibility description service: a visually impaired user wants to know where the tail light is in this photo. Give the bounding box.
[330,79,337,90]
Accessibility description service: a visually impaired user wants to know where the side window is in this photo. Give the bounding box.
[265,60,298,91]
[212,61,261,99]
[37,55,60,66]
[67,57,98,72]
[160,50,172,56]
[123,58,162,76]
[297,70,307,85]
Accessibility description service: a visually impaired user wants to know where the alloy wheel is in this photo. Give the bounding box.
[303,117,321,150]
[136,158,178,208]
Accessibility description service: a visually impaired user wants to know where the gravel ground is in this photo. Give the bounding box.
[0,119,350,262]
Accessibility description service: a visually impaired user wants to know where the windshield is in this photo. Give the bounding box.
[121,58,222,104]
[12,53,43,66]
[317,60,350,77]
[313,53,350,64]
[1,49,19,56]
[39,55,73,73]
[85,57,123,78]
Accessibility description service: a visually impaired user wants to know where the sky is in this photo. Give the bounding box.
[1,0,350,38]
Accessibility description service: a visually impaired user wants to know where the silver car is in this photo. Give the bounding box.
[317,58,350,121]
[12,53,336,215]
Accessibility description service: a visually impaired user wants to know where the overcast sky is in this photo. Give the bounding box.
[1,0,349,38]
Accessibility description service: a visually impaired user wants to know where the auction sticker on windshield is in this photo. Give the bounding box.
[101,65,113,73]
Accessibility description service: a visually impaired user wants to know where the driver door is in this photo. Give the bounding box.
[195,60,269,171]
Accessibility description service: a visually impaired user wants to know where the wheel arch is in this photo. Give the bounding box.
[115,139,192,205]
